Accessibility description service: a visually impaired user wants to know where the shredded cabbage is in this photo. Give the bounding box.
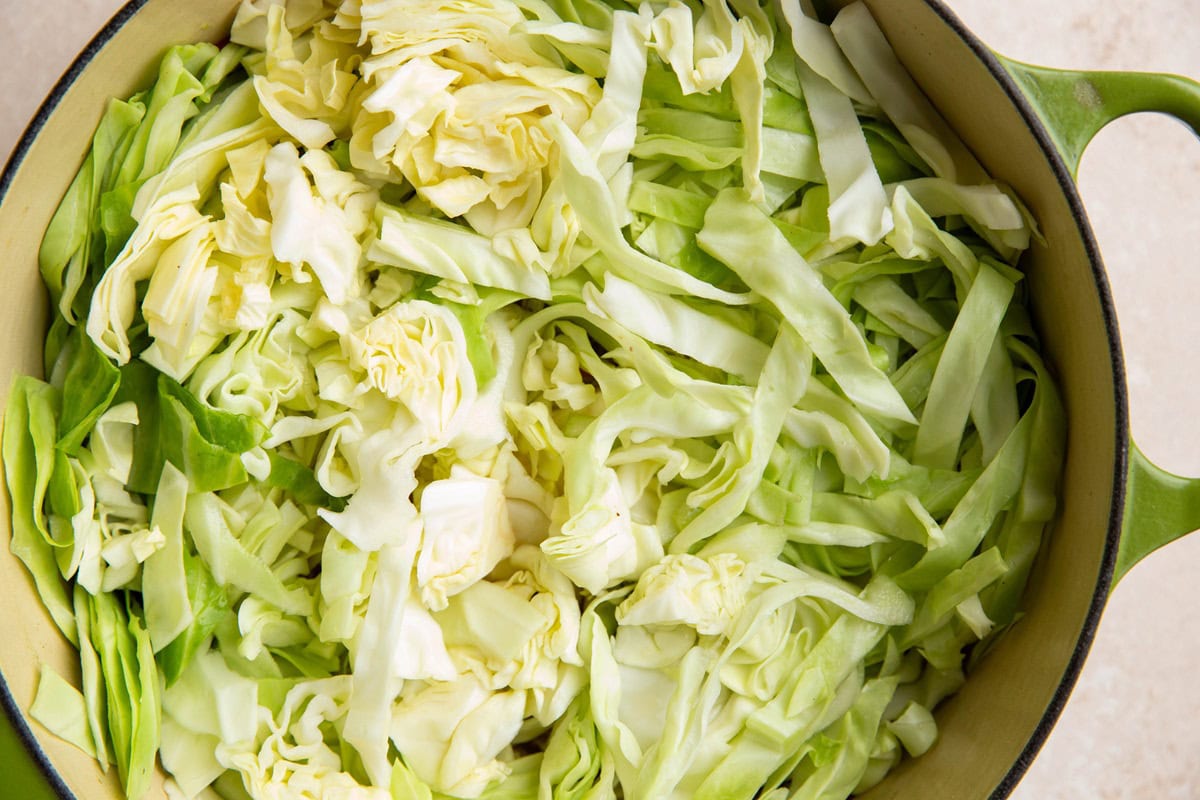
[6,2,1064,800]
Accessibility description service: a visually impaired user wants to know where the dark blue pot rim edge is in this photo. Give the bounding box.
[0,1,1129,799]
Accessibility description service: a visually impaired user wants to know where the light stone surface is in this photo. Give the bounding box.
[2,1,1199,798]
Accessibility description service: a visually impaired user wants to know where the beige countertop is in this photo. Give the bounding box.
[3,2,1200,798]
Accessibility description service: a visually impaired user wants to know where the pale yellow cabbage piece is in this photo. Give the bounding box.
[349,0,601,237]
[416,465,516,611]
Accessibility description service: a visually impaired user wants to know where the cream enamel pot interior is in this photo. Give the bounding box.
[3,1,1200,798]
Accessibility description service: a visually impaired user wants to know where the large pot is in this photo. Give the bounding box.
[2,1,1199,798]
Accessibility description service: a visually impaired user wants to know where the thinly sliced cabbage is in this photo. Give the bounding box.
[583,274,770,384]
[417,467,516,610]
[8,2,1064,800]
[370,204,553,300]
[263,141,376,305]
[697,189,915,425]
[141,462,194,653]
[30,664,97,758]
[3,377,78,644]
[829,2,987,185]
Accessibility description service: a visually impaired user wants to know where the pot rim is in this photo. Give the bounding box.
[0,6,156,796]
[918,3,1128,796]
[0,2,1131,799]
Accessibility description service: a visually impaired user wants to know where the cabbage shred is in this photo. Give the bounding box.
[7,0,1064,798]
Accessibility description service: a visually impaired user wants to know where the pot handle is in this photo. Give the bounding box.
[1000,58,1200,583]
[998,57,1200,179]
[1118,443,1200,582]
